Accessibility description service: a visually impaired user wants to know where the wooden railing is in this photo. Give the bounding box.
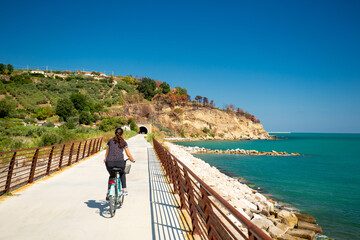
[0,137,103,195]
[153,139,272,240]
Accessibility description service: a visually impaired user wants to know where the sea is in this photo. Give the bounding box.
[175,133,360,240]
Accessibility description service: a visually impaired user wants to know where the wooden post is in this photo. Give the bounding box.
[94,138,100,153]
[82,140,87,159]
[68,143,75,166]
[184,171,200,236]
[91,139,97,154]
[29,149,40,183]
[170,156,179,194]
[5,152,17,193]
[87,140,93,157]
[59,144,66,169]
[76,142,82,162]
[46,146,55,175]
[201,186,217,238]
[98,138,103,151]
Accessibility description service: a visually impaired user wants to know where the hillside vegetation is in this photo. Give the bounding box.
[0,63,267,151]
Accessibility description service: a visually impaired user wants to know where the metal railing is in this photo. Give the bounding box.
[0,137,103,195]
[153,139,272,240]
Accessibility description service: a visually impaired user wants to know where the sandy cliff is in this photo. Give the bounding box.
[113,103,270,140]
[159,106,269,140]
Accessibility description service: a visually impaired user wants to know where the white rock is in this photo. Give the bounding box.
[250,214,274,231]
[254,192,267,202]
[235,208,251,220]
[268,225,286,238]
[240,199,257,210]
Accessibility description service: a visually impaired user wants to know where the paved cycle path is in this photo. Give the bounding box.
[0,135,191,240]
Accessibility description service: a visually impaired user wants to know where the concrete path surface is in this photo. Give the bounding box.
[0,135,191,240]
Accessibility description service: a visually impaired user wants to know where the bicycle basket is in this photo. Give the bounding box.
[124,161,132,174]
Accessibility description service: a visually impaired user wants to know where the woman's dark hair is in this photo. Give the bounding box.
[113,127,126,148]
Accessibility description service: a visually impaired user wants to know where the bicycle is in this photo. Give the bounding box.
[108,167,125,217]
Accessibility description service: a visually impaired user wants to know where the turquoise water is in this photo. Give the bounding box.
[176,133,360,240]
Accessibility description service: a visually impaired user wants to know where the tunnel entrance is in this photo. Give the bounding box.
[139,126,148,134]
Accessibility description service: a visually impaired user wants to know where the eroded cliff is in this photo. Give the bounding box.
[110,103,270,140]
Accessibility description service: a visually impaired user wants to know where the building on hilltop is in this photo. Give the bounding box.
[31,69,45,74]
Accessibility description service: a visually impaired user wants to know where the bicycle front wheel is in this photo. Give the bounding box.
[119,194,124,206]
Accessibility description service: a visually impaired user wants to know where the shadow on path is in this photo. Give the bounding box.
[84,199,114,218]
[148,148,193,240]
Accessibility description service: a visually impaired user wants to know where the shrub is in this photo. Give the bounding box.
[202,127,210,134]
[34,106,55,120]
[79,111,93,125]
[39,132,64,146]
[117,81,136,93]
[10,74,32,84]
[180,129,186,138]
[98,116,126,132]
[45,122,55,127]
[64,121,76,129]
[146,132,164,143]
[24,118,36,124]
[0,96,18,118]
[10,109,28,119]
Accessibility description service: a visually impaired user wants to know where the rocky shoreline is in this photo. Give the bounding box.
[177,145,301,156]
[164,142,324,240]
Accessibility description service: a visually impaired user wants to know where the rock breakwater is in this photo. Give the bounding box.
[177,145,301,156]
[164,142,321,239]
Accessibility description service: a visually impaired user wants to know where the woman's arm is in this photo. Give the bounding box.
[104,147,109,163]
[124,147,135,163]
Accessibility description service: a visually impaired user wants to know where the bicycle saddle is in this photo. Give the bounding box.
[111,167,124,171]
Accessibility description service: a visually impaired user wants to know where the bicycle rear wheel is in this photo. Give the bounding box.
[109,185,117,217]
[109,196,116,217]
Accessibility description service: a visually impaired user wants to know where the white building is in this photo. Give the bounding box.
[122,125,131,131]
[31,69,45,74]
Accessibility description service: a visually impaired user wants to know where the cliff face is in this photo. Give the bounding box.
[155,106,270,140]
[115,103,270,140]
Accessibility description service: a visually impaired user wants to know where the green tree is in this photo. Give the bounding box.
[98,116,126,132]
[56,98,75,121]
[7,64,14,75]
[70,93,87,111]
[34,106,55,120]
[0,96,18,118]
[10,74,32,84]
[0,64,6,74]
[79,111,93,125]
[39,132,63,146]
[175,87,188,95]
[137,77,157,100]
[123,75,136,85]
[128,118,139,132]
[159,82,170,94]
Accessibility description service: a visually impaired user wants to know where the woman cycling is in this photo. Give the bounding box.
[104,127,135,199]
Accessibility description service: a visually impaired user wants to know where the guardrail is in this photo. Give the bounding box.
[0,137,103,195]
[153,139,272,240]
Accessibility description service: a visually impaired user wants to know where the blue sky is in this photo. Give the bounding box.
[1,0,360,133]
